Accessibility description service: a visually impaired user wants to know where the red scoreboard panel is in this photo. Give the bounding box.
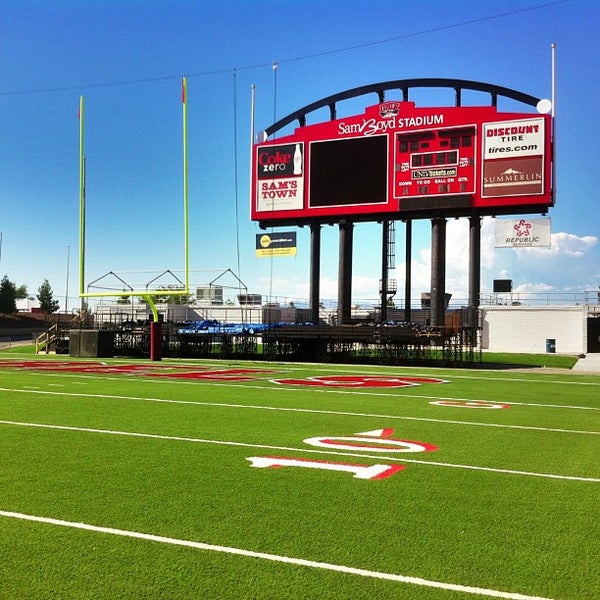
[251,101,552,222]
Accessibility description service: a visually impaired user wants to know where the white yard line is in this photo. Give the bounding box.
[1,419,598,482]
[0,509,554,600]
[0,386,598,435]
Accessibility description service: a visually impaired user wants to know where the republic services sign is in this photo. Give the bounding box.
[495,217,551,248]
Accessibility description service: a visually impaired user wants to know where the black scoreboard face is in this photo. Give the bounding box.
[308,135,388,208]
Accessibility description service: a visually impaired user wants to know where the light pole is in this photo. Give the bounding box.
[65,245,70,314]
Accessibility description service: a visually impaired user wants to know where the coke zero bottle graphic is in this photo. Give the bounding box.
[293,144,302,175]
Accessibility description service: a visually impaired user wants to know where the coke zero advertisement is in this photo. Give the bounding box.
[255,143,304,213]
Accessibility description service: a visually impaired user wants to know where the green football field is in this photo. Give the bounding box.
[0,352,598,599]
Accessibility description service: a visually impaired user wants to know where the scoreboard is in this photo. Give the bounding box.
[394,125,476,198]
[252,101,552,223]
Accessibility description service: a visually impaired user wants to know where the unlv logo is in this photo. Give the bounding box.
[272,375,447,388]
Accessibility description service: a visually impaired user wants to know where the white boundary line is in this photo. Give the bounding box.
[0,509,554,600]
[1,419,598,482]
[1,386,598,435]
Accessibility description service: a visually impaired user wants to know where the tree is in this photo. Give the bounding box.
[15,284,28,300]
[0,275,17,315]
[37,279,60,315]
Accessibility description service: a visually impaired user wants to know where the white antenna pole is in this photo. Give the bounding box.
[249,84,256,213]
[551,43,556,119]
[246,84,257,325]
[551,43,557,204]
[65,245,70,314]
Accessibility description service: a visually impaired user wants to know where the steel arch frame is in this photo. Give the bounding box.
[264,78,540,138]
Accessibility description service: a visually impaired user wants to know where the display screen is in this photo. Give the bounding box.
[394,126,476,199]
[309,135,388,207]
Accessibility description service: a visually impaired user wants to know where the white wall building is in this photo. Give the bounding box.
[480,305,596,355]
[16,298,40,312]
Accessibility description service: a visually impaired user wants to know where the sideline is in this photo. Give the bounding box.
[0,509,554,600]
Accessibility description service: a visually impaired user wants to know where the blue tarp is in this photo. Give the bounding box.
[177,320,316,335]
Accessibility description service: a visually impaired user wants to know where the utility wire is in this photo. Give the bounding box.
[0,0,570,97]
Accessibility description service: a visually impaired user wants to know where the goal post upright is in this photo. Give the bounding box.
[77,79,191,360]
[182,76,190,295]
[78,95,85,299]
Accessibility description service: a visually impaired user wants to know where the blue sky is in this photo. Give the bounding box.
[1,0,598,310]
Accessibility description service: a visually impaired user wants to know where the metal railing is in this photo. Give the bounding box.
[35,324,58,354]
[87,289,600,328]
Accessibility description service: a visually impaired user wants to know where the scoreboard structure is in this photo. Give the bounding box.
[250,78,554,330]
[252,100,552,224]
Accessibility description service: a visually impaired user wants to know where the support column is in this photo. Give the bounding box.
[380,220,389,322]
[337,221,353,325]
[143,295,162,361]
[404,219,412,322]
[149,321,162,361]
[310,223,321,323]
[468,215,482,330]
[430,218,447,328]
[469,215,481,311]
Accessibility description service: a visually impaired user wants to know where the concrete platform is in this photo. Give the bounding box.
[572,353,600,374]
[0,339,33,351]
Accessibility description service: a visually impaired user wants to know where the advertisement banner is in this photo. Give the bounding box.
[394,125,476,198]
[256,231,297,257]
[495,217,551,248]
[482,118,545,198]
[255,143,304,213]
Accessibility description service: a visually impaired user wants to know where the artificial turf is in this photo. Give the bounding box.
[0,352,598,599]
